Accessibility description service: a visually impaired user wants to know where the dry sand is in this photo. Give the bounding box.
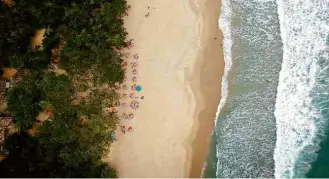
[105,0,223,177]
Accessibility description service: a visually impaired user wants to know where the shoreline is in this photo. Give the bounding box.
[105,0,224,177]
[188,0,224,177]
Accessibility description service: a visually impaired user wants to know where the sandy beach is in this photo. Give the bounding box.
[104,0,224,177]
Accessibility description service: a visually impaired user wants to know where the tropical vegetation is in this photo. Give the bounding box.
[0,0,129,177]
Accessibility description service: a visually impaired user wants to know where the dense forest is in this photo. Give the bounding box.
[0,0,129,177]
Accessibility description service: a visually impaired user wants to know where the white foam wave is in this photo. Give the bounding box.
[214,0,233,176]
[274,0,329,178]
[214,0,233,124]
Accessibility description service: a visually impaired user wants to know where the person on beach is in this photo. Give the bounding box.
[122,113,127,119]
[121,126,126,134]
[127,39,134,48]
[121,61,128,67]
[128,113,134,119]
[121,102,127,108]
[122,93,127,99]
[132,76,138,82]
[131,84,137,90]
[115,82,120,90]
[130,101,139,109]
[130,93,134,99]
[123,84,128,90]
[127,126,132,132]
[108,107,117,113]
[124,53,130,58]
[132,69,138,75]
[131,62,138,68]
[133,54,139,59]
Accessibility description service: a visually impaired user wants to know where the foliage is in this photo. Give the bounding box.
[6,74,41,130]
[36,114,112,168]
[0,131,117,178]
[57,1,128,84]
[76,88,118,122]
[1,0,129,177]
[39,73,72,113]
[0,132,41,177]
[10,49,51,70]
[0,2,36,67]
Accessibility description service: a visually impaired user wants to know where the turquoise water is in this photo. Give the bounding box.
[203,0,329,178]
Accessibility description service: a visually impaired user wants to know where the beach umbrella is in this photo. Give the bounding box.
[135,85,142,92]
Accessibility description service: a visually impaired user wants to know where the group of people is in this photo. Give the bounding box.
[111,43,143,136]
[120,125,133,134]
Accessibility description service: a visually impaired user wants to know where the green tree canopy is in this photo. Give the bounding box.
[1,0,128,177]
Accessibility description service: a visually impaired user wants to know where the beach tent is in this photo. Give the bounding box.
[135,85,142,92]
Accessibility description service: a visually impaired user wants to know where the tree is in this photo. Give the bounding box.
[1,0,130,177]
[6,74,41,131]
[38,72,71,113]
[0,131,117,178]
[0,132,41,177]
[35,112,114,177]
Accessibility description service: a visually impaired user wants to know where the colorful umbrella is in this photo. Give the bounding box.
[135,85,142,91]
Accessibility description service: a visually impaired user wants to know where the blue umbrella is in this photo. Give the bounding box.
[135,85,142,92]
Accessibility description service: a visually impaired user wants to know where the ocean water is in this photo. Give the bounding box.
[275,0,329,178]
[203,0,329,178]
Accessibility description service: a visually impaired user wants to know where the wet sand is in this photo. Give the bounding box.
[189,0,223,177]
